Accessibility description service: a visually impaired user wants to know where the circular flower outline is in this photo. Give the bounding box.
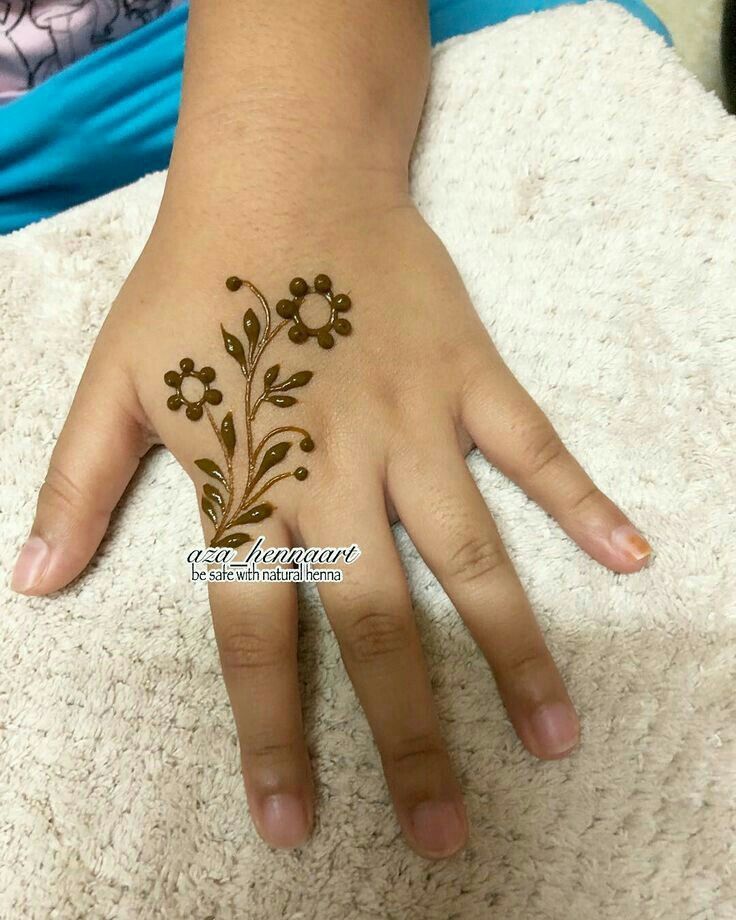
[164,358,223,420]
[275,274,352,350]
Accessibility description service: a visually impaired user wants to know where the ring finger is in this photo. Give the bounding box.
[388,428,580,760]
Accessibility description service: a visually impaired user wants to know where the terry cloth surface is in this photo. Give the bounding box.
[0,0,670,235]
[0,3,733,917]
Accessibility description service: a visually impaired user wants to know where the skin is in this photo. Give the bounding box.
[164,273,352,549]
[11,0,652,860]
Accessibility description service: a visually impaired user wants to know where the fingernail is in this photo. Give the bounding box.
[11,536,50,594]
[610,524,652,562]
[260,794,309,848]
[410,801,466,857]
[529,702,579,755]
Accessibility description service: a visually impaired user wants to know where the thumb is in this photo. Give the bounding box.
[11,353,153,596]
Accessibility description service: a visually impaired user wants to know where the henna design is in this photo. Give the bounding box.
[164,360,222,420]
[163,273,353,549]
[275,273,352,350]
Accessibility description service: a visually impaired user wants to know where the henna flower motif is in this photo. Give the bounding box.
[163,271,354,549]
[276,273,352,349]
[164,358,223,420]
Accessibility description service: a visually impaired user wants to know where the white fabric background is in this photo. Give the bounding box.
[1,3,734,917]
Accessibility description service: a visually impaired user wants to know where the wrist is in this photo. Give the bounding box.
[160,0,431,224]
[180,1,430,164]
[156,123,413,242]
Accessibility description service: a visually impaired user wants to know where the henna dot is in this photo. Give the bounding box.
[333,293,351,312]
[288,326,308,344]
[179,358,195,373]
[167,394,183,410]
[186,404,204,420]
[205,388,223,405]
[290,277,308,297]
[199,366,216,384]
[300,436,315,452]
[317,330,335,349]
[294,466,309,481]
[314,273,332,293]
[277,299,296,319]
[164,370,180,387]
[334,318,352,336]
[226,276,243,291]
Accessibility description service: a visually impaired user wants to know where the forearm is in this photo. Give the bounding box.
[159,0,431,222]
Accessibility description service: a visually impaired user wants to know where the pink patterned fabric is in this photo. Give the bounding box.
[0,1,184,104]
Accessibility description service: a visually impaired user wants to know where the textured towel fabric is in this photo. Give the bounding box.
[0,0,670,235]
[1,3,734,917]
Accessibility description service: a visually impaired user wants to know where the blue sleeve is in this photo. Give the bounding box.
[429,0,671,43]
[0,5,187,235]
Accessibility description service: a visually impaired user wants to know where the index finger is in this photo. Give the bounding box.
[208,519,314,850]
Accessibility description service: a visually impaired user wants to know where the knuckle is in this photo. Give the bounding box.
[39,464,89,518]
[371,373,405,420]
[217,623,289,673]
[447,535,507,586]
[520,423,568,478]
[505,648,549,680]
[567,483,601,514]
[342,610,413,663]
[390,732,446,770]
[460,350,496,406]
[244,734,303,766]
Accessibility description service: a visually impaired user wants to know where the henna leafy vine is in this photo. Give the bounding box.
[163,273,353,548]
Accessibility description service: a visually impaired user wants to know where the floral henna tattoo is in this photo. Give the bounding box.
[164,360,222,420]
[163,273,353,549]
[275,273,352,350]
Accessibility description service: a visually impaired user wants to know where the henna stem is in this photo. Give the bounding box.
[254,320,289,371]
[216,471,294,534]
[243,318,290,486]
[205,279,317,541]
[205,405,235,543]
[228,285,290,531]
[250,390,267,421]
[252,426,310,465]
[243,368,254,493]
[247,321,290,425]
[238,471,294,515]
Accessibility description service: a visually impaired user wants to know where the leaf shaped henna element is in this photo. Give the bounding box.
[163,273,353,549]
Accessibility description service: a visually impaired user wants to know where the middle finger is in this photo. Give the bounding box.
[297,475,469,860]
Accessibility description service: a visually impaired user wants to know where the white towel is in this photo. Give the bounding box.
[1,3,733,917]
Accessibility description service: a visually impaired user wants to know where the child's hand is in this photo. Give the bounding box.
[12,192,651,859]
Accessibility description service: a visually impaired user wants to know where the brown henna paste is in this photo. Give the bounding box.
[163,273,353,548]
[275,273,352,350]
